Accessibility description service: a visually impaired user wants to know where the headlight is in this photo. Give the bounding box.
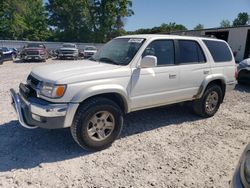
[39,82,66,98]
[244,151,250,183]
[39,51,45,55]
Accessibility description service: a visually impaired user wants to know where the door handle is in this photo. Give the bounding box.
[203,70,210,75]
[169,74,177,79]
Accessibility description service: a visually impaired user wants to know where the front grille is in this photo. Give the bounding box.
[26,51,39,55]
[61,50,75,54]
[85,52,94,56]
[27,74,40,89]
[19,83,37,99]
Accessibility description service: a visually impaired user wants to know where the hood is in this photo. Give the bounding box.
[24,48,45,51]
[60,47,77,51]
[31,60,126,84]
[240,58,250,66]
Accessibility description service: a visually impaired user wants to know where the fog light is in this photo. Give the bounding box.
[32,114,42,122]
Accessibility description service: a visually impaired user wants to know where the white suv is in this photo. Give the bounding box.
[10,35,237,150]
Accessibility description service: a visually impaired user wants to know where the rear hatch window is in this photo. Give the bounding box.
[203,40,232,62]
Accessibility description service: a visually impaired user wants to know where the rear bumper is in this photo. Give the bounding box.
[10,89,79,129]
[226,81,237,92]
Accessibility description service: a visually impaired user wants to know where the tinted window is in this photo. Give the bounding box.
[26,43,45,48]
[203,40,232,62]
[143,40,175,66]
[179,40,206,64]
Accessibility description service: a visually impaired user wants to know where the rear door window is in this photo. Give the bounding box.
[203,40,232,62]
[178,40,206,64]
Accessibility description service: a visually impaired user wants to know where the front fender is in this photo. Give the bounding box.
[71,84,131,112]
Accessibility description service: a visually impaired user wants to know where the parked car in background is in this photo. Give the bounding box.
[0,47,17,61]
[10,35,237,151]
[83,46,97,58]
[58,43,79,60]
[20,43,48,62]
[49,49,58,58]
[238,58,250,84]
[9,48,18,58]
[78,49,85,59]
[231,143,250,188]
[0,49,3,65]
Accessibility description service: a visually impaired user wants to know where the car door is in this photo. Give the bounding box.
[130,39,181,110]
[176,40,211,99]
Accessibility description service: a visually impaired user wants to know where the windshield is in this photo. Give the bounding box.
[63,44,76,48]
[85,46,96,50]
[26,43,44,48]
[90,38,145,65]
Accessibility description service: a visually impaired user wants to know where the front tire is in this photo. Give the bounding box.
[71,97,124,151]
[193,84,223,118]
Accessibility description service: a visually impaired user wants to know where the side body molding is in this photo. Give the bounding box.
[71,84,131,113]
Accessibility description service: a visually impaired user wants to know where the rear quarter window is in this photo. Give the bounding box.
[203,40,232,62]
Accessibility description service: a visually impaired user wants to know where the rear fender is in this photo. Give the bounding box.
[194,74,226,99]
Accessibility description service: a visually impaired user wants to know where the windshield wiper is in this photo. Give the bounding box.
[99,57,120,65]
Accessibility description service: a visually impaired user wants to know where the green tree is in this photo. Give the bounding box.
[220,19,231,27]
[23,0,51,41]
[46,0,91,42]
[0,0,50,40]
[233,12,249,26]
[46,0,134,42]
[127,22,187,35]
[194,24,204,30]
[88,0,134,42]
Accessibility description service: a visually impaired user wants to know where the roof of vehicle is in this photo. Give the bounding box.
[85,45,96,48]
[62,43,76,45]
[84,46,97,49]
[26,43,44,45]
[117,34,225,42]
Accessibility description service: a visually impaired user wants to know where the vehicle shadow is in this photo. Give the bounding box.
[0,104,200,172]
[13,59,50,63]
[235,84,250,93]
[0,121,88,172]
[13,59,27,64]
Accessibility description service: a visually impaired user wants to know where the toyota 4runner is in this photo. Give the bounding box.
[10,35,237,151]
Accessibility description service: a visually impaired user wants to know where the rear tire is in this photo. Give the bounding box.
[71,97,123,151]
[193,84,223,118]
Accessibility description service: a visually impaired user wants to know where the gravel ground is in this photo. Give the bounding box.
[0,59,250,188]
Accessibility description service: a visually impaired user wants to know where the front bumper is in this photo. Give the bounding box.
[238,69,250,83]
[10,89,78,129]
[231,166,244,188]
[23,55,46,61]
[59,54,78,58]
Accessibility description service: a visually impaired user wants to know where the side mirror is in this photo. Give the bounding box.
[139,55,157,68]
